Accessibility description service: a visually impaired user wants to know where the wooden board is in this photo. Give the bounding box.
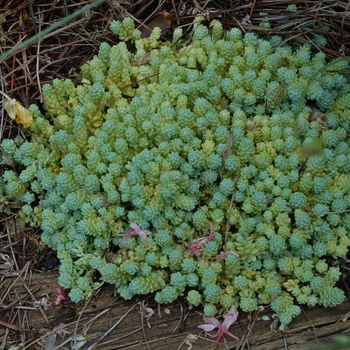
[2,270,350,350]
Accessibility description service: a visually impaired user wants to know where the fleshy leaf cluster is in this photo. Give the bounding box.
[2,17,350,328]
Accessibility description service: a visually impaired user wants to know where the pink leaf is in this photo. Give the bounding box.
[188,222,217,256]
[113,222,151,244]
[55,286,66,305]
[198,307,240,343]
[198,323,217,333]
[222,306,239,329]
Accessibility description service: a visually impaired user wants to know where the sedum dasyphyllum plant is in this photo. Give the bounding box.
[2,16,350,330]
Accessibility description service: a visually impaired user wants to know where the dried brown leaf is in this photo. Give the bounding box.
[140,10,172,38]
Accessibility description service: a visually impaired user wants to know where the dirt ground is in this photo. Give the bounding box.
[3,268,350,350]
